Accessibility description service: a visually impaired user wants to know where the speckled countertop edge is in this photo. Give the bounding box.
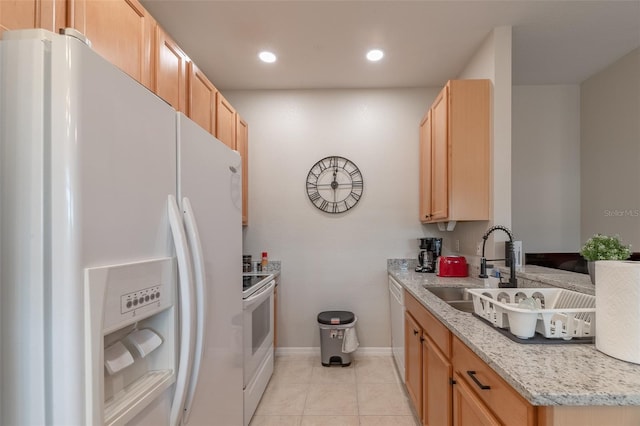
[388,265,640,407]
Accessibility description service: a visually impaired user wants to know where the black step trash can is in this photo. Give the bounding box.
[317,310,358,367]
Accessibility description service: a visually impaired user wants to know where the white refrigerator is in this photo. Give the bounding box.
[0,29,243,426]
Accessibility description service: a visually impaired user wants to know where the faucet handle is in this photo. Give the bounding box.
[479,257,488,278]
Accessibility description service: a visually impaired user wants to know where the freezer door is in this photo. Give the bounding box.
[0,30,177,425]
[176,113,244,425]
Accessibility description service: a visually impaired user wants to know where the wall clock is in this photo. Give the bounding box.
[306,156,364,214]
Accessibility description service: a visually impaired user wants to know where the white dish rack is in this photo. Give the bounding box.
[466,288,595,340]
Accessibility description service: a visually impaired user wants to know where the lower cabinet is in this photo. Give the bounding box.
[404,311,423,418]
[405,290,533,426]
[424,334,452,426]
[452,336,536,425]
[404,290,640,426]
[405,291,453,426]
[452,372,500,426]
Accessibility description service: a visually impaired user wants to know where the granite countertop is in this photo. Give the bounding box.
[388,265,640,406]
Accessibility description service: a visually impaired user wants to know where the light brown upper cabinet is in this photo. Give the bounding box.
[216,92,236,150]
[188,62,217,136]
[155,25,188,113]
[236,114,249,226]
[68,0,154,90]
[419,111,432,223]
[419,79,490,224]
[0,0,66,35]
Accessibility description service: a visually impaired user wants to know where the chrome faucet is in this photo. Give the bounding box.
[478,225,518,288]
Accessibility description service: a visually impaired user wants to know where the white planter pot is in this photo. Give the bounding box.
[595,261,640,364]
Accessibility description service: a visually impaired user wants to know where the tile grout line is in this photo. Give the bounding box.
[354,359,361,425]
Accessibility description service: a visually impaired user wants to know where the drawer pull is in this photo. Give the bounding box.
[413,329,419,336]
[467,370,491,390]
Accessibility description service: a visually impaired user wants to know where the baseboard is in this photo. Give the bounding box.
[275,347,392,357]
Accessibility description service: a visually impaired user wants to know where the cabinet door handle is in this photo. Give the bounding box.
[413,329,419,336]
[467,370,491,390]
[420,336,425,342]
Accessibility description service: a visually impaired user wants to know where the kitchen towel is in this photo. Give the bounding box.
[595,261,640,364]
[342,317,359,353]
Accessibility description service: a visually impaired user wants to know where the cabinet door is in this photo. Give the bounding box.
[453,372,500,426]
[419,110,432,222]
[188,62,217,135]
[69,0,154,89]
[453,336,536,425]
[155,25,188,113]
[236,114,249,225]
[1,0,65,35]
[216,93,236,149]
[405,311,423,419]
[424,335,452,426]
[430,86,449,221]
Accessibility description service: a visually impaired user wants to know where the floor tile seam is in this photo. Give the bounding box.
[300,379,313,417]
[354,371,361,421]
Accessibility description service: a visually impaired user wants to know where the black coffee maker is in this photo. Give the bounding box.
[416,237,443,273]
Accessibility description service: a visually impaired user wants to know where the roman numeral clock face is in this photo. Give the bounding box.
[306,156,364,214]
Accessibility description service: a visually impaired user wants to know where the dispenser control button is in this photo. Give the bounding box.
[121,284,164,314]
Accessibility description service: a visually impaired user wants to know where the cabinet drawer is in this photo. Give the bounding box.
[452,336,535,426]
[405,291,451,358]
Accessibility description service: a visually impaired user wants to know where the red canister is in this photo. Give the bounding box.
[437,256,468,277]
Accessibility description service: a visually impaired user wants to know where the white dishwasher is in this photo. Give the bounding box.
[388,276,405,382]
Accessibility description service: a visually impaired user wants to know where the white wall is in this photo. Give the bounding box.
[434,26,513,264]
[512,85,581,252]
[226,88,440,348]
[581,47,640,250]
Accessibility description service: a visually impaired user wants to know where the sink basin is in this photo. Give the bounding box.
[423,286,474,312]
[423,286,472,301]
[446,300,475,313]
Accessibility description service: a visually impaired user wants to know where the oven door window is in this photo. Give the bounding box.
[252,297,271,355]
[243,282,275,388]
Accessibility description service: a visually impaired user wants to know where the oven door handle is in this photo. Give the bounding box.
[243,280,275,309]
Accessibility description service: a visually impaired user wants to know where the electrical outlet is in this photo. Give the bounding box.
[476,242,483,256]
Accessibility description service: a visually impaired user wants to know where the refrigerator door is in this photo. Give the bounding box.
[176,113,244,425]
[0,30,177,425]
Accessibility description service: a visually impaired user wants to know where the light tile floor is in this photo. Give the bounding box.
[249,355,419,426]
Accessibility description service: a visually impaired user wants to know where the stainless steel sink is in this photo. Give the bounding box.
[446,300,475,313]
[423,286,474,312]
[423,286,472,301]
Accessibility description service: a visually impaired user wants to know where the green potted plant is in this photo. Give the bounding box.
[580,234,631,284]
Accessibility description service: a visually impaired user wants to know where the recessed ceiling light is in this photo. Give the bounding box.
[366,49,384,62]
[258,51,277,63]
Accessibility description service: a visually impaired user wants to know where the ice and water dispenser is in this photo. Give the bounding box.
[84,257,177,425]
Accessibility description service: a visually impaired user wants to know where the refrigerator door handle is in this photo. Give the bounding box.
[167,195,197,426]
[180,197,207,424]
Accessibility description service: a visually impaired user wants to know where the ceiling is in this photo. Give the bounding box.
[141,0,640,90]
